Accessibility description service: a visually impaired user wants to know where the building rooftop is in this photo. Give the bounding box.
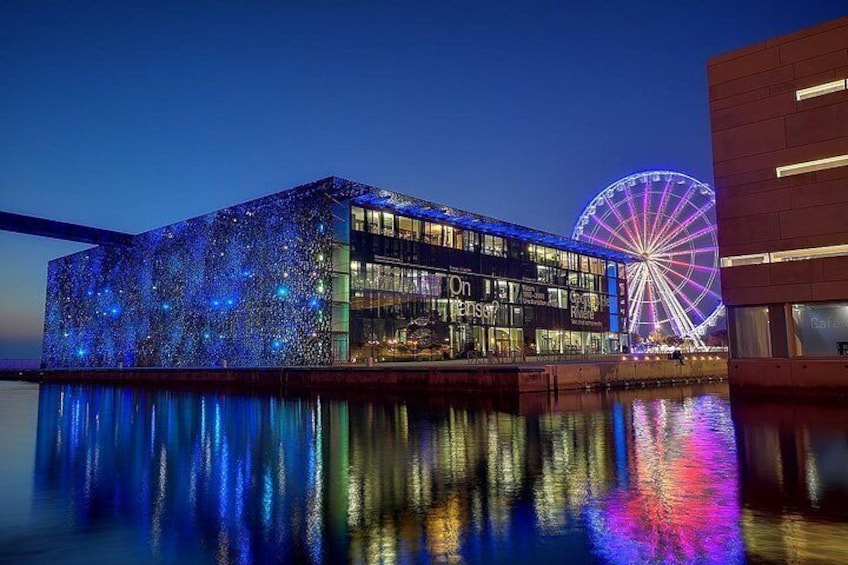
[316,176,633,263]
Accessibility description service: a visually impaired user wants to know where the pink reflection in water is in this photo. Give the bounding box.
[587,396,744,565]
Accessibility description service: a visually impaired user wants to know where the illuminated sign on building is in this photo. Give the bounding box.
[447,275,500,324]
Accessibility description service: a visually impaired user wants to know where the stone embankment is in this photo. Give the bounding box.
[4,355,728,394]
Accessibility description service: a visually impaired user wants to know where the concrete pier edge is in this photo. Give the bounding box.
[2,357,728,394]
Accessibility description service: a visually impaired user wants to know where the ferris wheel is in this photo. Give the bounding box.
[572,171,723,343]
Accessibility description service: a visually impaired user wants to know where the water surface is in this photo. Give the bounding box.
[0,381,846,564]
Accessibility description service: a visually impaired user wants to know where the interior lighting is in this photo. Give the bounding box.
[795,79,846,101]
[722,243,848,267]
[776,154,848,178]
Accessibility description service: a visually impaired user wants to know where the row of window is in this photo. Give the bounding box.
[535,329,624,355]
[527,244,615,275]
[733,302,848,358]
[352,206,508,256]
[351,206,624,275]
[720,243,848,268]
[350,293,623,334]
[350,256,619,294]
[350,316,622,358]
[349,261,622,311]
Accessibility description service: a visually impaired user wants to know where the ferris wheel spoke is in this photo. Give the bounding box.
[652,264,702,322]
[653,256,720,277]
[642,183,651,251]
[652,260,720,307]
[643,268,661,328]
[602,192,642,248]
[652,260,702,302]
[580,232,633,255]
[646,179,674,251]
[653,260,722,301]
[628,264,649,331]
[645,185,696,250]
[654,246,718,258]
[623,183,647,251]
[654,222,717,256]
[651,199,716,253]
[647,263,699,337]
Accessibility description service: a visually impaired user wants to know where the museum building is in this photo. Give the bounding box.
[42,177,631,368]
[708,15,848,386]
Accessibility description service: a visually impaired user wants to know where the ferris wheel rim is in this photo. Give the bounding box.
[573,170,715,239]
[572,170,723,341]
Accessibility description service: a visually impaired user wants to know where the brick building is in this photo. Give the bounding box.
[708,16,848,388]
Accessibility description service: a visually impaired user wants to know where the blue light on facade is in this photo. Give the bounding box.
[43,178,344,368]
[42,176,628,368]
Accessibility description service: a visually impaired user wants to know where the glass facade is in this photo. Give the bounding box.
[348,205,629,362]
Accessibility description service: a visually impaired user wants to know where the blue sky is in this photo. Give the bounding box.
[1,1,846,357]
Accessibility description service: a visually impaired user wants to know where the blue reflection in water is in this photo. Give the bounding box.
[20,384,754,563]
[33,386,328,563]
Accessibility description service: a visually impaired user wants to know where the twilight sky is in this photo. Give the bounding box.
[1,1,846,358]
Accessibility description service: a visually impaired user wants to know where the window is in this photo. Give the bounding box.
[772,244,848,263]
[792,302,848,356]
[795,79,846,101]
[511,306,523,326]
[776,154,848,178]
[332,201,350,243]
[482,234,506,257]
[721,244,848,267]
[463,230,479,252]
[425,222,443,246]
[527,244,538,263]
[331,303,349,333]
[732,306,771,358]
[588,257,604,275]
[720,253,769,268]
[397,216,421,240]
[332,245,350,273]
[366,209,381,233]
[350,261,364,289]
[443,225,460,249]
[352,206,366,231]
[381,212,395,237]
[494,280,509,301]
[330,273,350,304]
[547,288,567,309]
[537,265,555,284]
[541,247,557,266]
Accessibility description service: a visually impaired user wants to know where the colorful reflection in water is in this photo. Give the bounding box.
[0,382,844,563]
[586,396,743,564]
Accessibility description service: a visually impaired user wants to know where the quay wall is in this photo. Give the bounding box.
[547,357,727,391]
[729,359,848,394]
[5,357,728,394]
